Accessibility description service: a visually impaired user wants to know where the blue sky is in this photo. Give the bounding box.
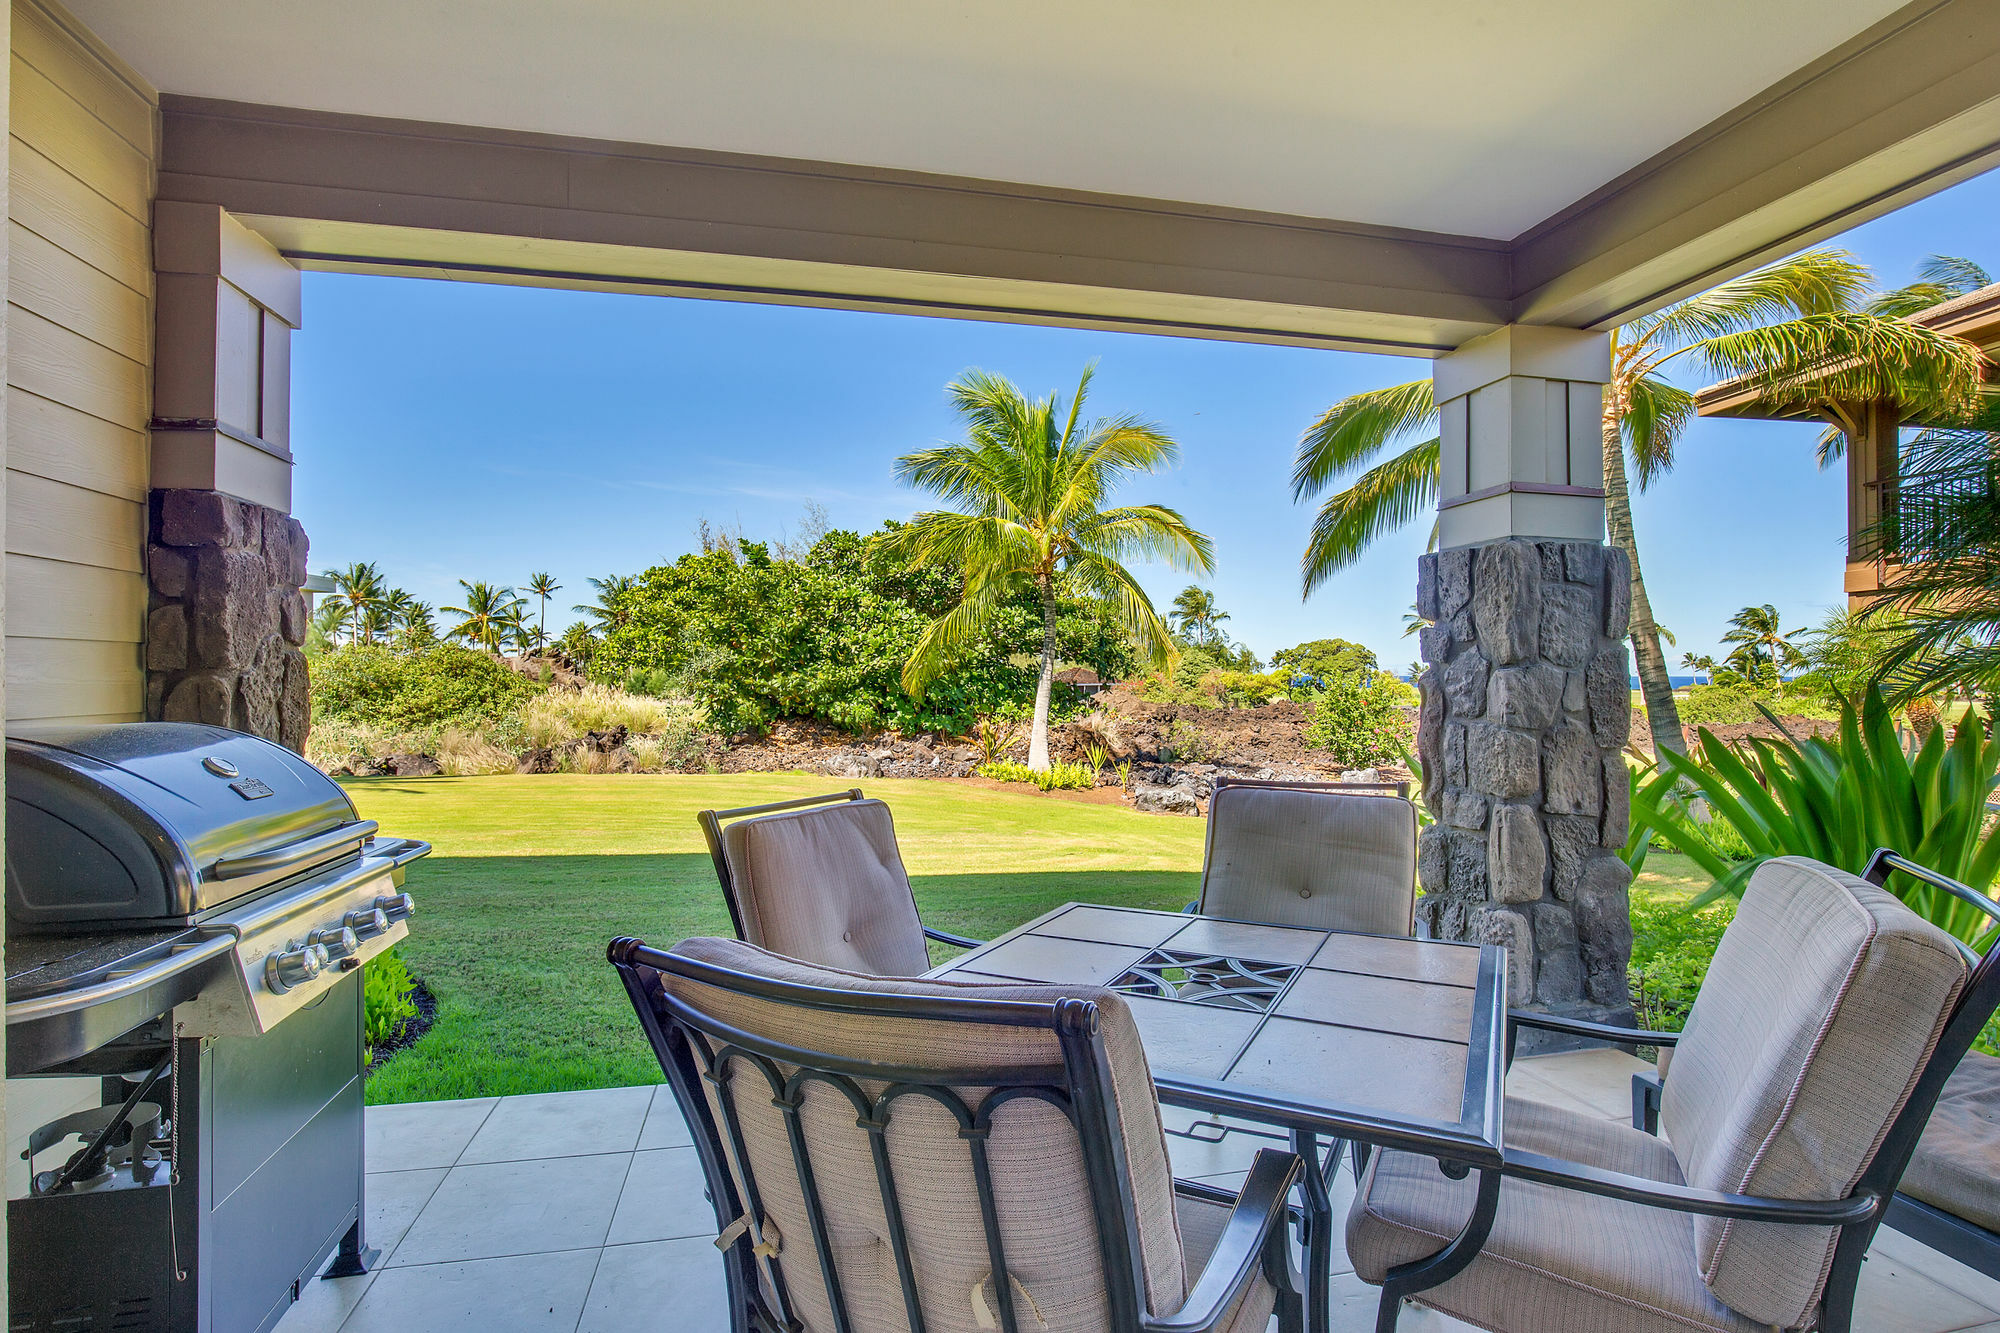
[292,167,2000,673]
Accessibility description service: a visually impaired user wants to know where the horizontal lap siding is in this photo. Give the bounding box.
[6,0,156,726]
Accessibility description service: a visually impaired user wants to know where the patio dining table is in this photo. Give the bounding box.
[927,902,1510,1333]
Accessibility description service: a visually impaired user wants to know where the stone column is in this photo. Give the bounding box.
[147,491,311,751]
[1414,327,1636,1035]
[146,205,311,750]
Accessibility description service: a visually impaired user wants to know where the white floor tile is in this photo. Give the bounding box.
[364,1168,448,1258]
[339,1248,601,1333]
[272,1270,374,1333]
[364,1098,497,1173]
[458,1087,652,1164]
[389,1152,632,1267]
[606,1147,712,1246]
[637,1084,695,1150]
[578,1238,732,1333]
[1855,1245,2000,1333]
[1872,1223,2000,1317]
[1514,1048,1651,1121]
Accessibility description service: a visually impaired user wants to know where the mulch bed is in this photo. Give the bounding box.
[366,977,437,1073]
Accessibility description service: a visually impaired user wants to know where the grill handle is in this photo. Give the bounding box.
[207,820,380,881]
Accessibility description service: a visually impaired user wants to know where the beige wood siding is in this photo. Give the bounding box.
[5,0,154,727]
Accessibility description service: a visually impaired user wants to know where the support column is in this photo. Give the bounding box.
[145,204,311,750]
[1415,326,1636,1033]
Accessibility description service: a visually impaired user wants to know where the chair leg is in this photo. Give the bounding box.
[1374,1291,1403,1333]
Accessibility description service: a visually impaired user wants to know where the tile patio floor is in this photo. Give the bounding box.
[280,1050,2000,1333]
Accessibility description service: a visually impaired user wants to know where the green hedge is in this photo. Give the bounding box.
[311,643,542,731]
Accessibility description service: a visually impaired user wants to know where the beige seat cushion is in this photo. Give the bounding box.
[1199,784,1417,936]
[1175,1190,1279,1333]
[720,798,932,975]
[661,936,1199,1332]
[1661,858,1968,1328]
[1347,1096,1766,1333]
[1902,1050,2000,1234]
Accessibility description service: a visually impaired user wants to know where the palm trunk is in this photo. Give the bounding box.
[1603,410,1686,756]
[1028,584,1058,771]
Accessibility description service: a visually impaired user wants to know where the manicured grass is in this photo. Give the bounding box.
[350,774,1207,1103]
[351,772,1719,1104]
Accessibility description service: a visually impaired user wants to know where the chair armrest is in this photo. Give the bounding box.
[1183,900,1200,915]
[923,926,985,950]
[1147,1149,1303,1333]
[1503,1148,1879,1226]
[1508,1008,1680,1048]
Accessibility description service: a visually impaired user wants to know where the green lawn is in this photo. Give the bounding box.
[350,774,1211,1103]
[350,772,1713,1104]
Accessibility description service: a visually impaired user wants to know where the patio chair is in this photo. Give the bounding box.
[1190,778,1418,937]
[609,933,1306,1333]
[697,789,981,976]
[1631,858,2000,1286]
[1347,851,1999,1333]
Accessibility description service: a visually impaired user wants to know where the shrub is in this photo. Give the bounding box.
[517,684,700,747]
[1634,686,2000,949]
[977,760,1097,791]
[312,644,541,731]
[1303,672,1415,768]
[1200,668,1289,708]
[1628,895,1736,1033]
[435,727,520,776]
[1158,718,1214,764]
[363,948,420,1059]
[1677,681,1836,727]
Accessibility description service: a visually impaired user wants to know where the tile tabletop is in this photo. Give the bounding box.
[932,902,1508,1164]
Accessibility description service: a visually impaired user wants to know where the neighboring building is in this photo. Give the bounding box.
[1695,283,2000,606]
[1054,665,1106,698]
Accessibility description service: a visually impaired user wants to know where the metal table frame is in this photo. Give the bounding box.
[931,903,1509,1333]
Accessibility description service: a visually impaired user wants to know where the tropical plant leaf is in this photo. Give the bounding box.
[1291,380,1436,500]
[1622,376,1692,489]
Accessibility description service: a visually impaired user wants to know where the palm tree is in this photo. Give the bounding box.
[311,597,349,645]
[443,580,527,654]
[883,366,1212,770]
[325,561,387,645]
[1290,249,1982,755]
[1681,652,1717,685]
[1720,604,1805,678]
[572,575,638,633]
[395,599,437,650]
[526,572,561,652]
[1169,586,1229,646]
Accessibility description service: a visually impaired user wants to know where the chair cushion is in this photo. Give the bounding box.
[1175,1190,1279,1333]
[1199,784,1417,936]
[660,936,1188,1331]
[720,798,932,976]
[1660,857,1969,1328]
[1902,1050,2000,1235]
[1347,1095,1766,1333]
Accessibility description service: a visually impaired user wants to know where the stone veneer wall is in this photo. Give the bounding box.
[145,489,312,752]
[1414,538,1636,1023]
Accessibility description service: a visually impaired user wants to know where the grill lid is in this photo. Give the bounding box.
[6,723,365,929]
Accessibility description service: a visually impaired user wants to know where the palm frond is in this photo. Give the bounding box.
[1300,438,1440,597]
[1075,504,1213,574]
[1066,550,1177,670]
[1636,249,1871,348]
[1692,311,1983,422]
[1622,376,1692,489]
[1292,380,1436,500]
[900,571,1015,696]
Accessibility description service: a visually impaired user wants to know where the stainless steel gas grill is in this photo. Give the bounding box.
[4,722,430,1333]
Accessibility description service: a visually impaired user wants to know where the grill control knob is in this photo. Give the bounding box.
[308,925,361,961]
[266,942,329,994]
[343,907,391,939]
[375,892,415,923]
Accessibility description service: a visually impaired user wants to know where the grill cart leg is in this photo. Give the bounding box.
[323,1217,379,1278]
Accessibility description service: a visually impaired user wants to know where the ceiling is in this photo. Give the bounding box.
[70,0,1909,240]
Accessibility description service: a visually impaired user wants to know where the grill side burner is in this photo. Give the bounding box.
[3,723,431,1333]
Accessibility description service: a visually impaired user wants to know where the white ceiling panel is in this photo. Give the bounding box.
[68,0,1909,239]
